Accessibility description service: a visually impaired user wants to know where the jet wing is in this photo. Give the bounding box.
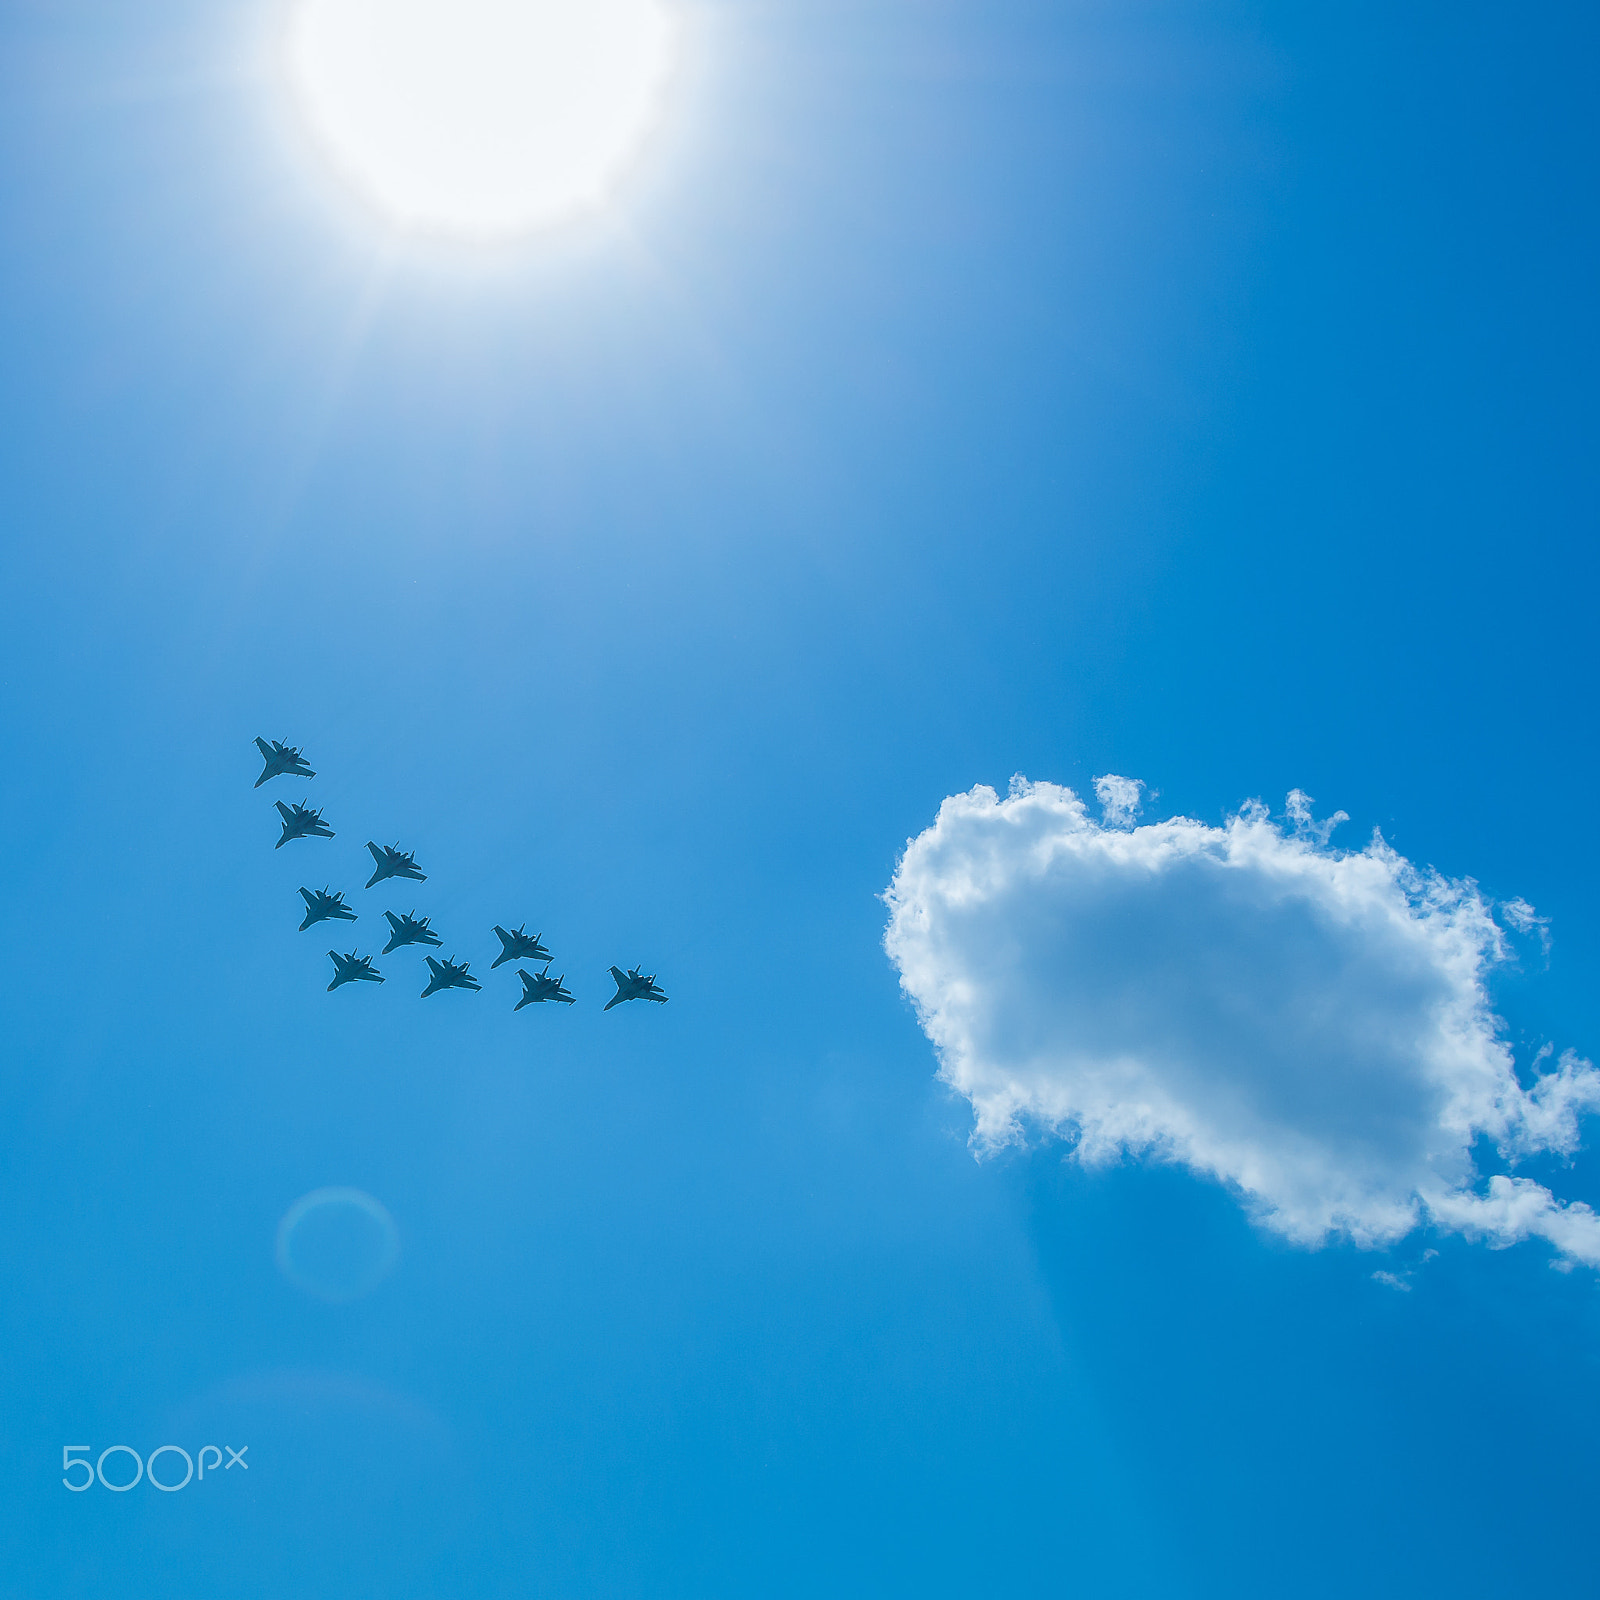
[299,887,317,905]
[255,737,274,759]
[276,801,294,821]
[425,957,444,978]
[609,966,628,984]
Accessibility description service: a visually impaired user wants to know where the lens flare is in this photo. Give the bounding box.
[275,1187,401,1302]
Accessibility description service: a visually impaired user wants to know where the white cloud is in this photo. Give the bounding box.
[1501,896,1553,958]
[1285,787,1348,846]
[1093,774,1146,829]
[884,777,1600,1266]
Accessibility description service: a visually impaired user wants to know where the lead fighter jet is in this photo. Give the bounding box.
[491,924,551,968]
[327,950,383,990]
[421,955,481,998]
[253,737,315,788]
[275,800,334,848]
[603,965,669,1010]
[515,967,575,1009]
[365,841,426,889]
[298,886,356,931]
[382,910,442,953]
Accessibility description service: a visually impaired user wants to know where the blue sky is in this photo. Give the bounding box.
[2,1,1598,1595]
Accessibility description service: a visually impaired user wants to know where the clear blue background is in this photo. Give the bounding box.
[1,2,1597,1595]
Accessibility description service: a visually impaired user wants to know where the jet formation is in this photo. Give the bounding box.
[253,735,667,1014]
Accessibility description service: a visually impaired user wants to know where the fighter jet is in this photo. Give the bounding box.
[327,950,382,991]
[298,886,356,931]
[275,800,334,848]
[253,737,315,788]
[421,955,481,998]
[382,910,442,953]
[514,967,575,1009]
[491,924,552,968]
[365,841,426,890]
[603,965,669,1010]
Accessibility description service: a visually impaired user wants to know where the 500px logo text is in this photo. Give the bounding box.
[62,1444,249,1491]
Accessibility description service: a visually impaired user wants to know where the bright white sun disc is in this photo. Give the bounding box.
[287,0,678,236]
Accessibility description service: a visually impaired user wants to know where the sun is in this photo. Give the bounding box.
[285,0,679,239]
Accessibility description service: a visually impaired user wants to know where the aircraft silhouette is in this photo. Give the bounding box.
[492,924,551,968]
[515,967,575,1008]
[365,841,426,889]
[275,800,334,848]
[421,955,481,998]
[382,910,442,953]
[253,737,314,788]
[298,886,355,931]
[327,950,382,991]
[604,965,668,1010]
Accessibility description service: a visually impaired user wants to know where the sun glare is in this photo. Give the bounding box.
[286,0,679,239]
